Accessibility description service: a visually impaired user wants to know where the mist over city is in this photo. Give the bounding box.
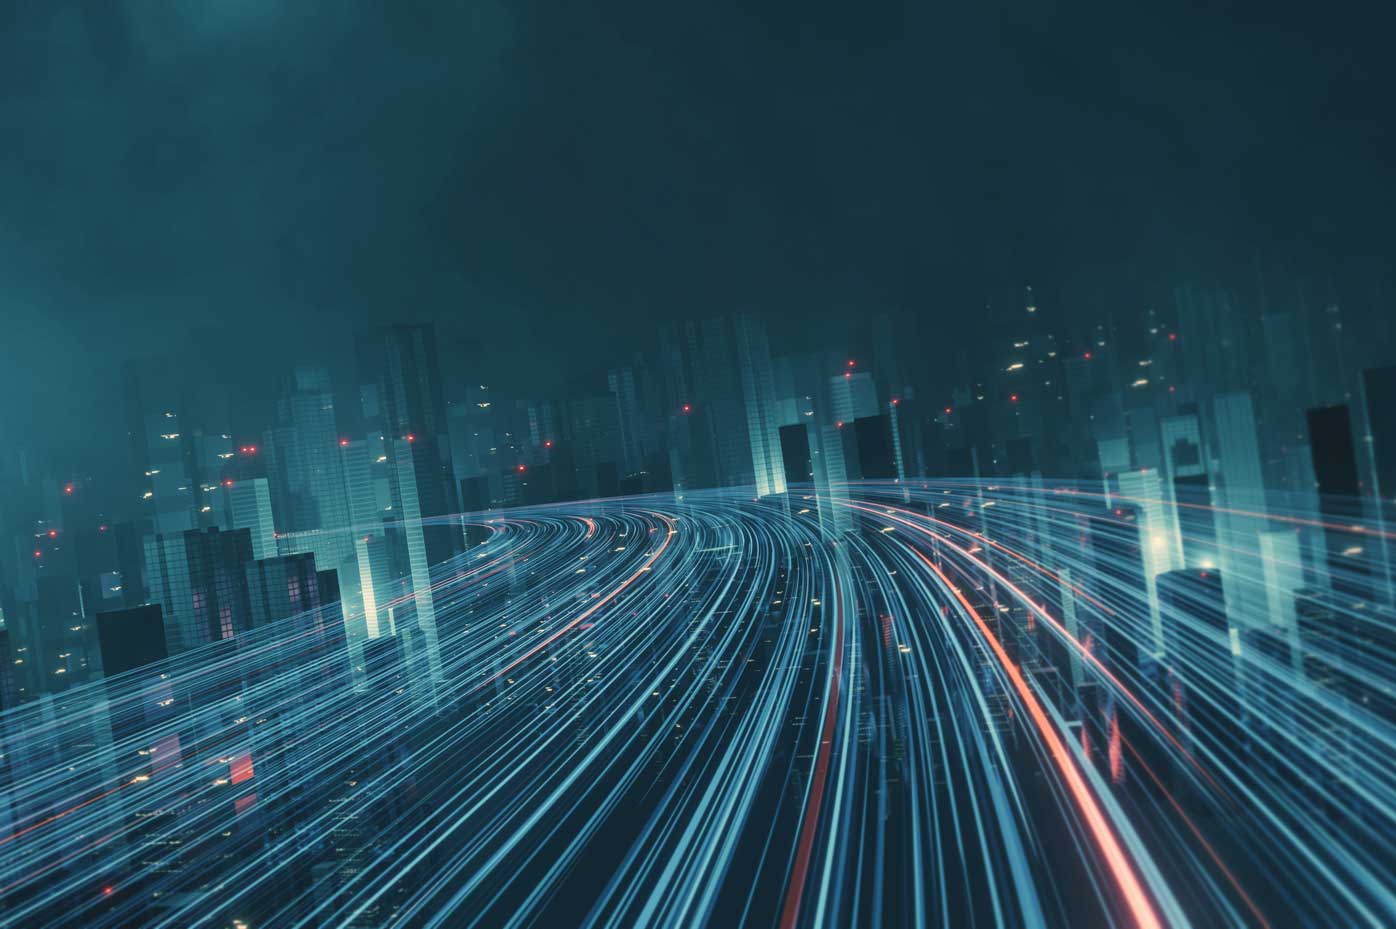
[1,3,1394,928]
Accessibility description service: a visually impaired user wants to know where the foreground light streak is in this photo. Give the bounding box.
[2,481,1395,928]
[912,547,1162,929]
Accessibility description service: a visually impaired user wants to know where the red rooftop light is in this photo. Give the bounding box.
[339,438,350,447]
[517,464,526,472]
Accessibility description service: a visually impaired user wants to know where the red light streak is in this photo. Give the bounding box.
[779,576,844,929]
[846,500,1218,791]
[914,549,1161,929]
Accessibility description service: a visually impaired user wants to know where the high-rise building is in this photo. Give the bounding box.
[356,324,462,566]
[123,361,234,536]
[94,604,168,677]
[225,477,277,560]
[829,371,879,426]
[779,423,815,489]
[1175,285,1250,399]
[1306,404,1368,600]
[1360,365,1396,604]
[811,424,853,536]
[144,527,255,654]
[1209,392,1269,629]
[123,361,198,535]
[607,364,655,478]
[1160,410,1218,569]
[658,315,785,497]
[383,438,442,681]
[1363,366,1396,510]
[734,315,786,497]
[264,366,351,538]
[246,553,323,629]
[1116,467,1183,655]
[851,414,898,481]
[446,384,499,484]
[354,533,393,640]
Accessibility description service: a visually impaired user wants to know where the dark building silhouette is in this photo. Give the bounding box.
[1307,404,1368,599]
[95,604,168,677]
[1362,366,1396,509]
[145,526,255,653]
[246,553,322,629]
[779,423,815,488]
[852,414,897,480]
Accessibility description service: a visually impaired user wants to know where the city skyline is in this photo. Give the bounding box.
[3,3,1396,928]
[3,1,1395,462]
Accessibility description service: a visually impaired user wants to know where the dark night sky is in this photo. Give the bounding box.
[2,0,1392,464]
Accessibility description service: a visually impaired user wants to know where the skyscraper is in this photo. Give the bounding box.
[829,370,879,426]
[246,552,323,629]
[657,315,785,497]
[94,604,168,677]
[225,477,277,560]
[1209,392,1269,629]
[123,361,198,535]
[356,324,462,566]
[144,526,255,654]
[265,366,351,538]
[1307,404,1367,600]
[1160,410,1218,569]
[1361,365,1396,604]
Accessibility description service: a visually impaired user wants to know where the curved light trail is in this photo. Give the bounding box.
[2,481,1394,928]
